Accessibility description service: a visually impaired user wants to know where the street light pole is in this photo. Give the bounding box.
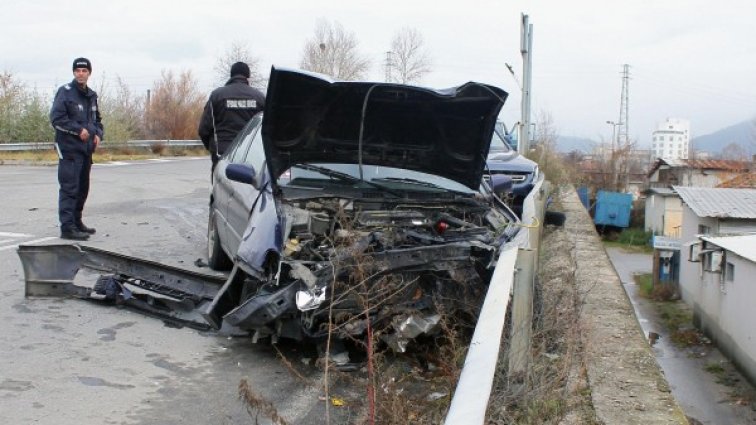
[519,14,533,155]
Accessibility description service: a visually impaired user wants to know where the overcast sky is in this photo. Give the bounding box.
[2,0,754,146]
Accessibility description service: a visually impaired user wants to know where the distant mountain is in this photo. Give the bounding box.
[692,120,755,155]
[555,135,597,153]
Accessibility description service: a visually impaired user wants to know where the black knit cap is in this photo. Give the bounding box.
[230,62,250,78]
[72,57,92,72]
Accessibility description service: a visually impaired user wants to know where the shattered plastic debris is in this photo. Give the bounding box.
[295,290,326,311]
[382,314,441,353]
[427,392,447,401]
[329,351,350,366]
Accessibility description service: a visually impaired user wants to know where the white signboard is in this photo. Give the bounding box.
[654,236,681,250]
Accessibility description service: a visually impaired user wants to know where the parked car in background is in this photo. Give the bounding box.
[486,121,539,206]
[205,67,519,355]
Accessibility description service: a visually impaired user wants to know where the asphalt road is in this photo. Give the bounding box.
[606,247,756,425]
[0,159,345,425]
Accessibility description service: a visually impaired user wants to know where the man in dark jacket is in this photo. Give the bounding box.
[198,62,265,173]
[50,57,103,241]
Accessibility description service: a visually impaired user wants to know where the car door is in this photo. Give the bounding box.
[225,120,266,254]
[213,117,260,251]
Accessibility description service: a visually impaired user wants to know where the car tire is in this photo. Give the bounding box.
[207,209,233,271]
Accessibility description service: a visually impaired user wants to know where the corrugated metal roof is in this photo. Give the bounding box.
[650,159,751,176]
[666,159,750,170]
[701,233,756,263]
[717,172,756,189]
[674,186,756,218]
[646,187,677,196]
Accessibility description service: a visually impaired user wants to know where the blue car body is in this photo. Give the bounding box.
[485,122,539,202]
[205,67,519,348]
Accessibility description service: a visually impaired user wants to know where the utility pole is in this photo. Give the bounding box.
[606,120,622,191]
[618,64,630,148]
[616,64,630,192]
[519,14,533,155]
[384,51,393,83]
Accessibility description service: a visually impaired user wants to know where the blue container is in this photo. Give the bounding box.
[577,186,590,209]
[594,190,632,228]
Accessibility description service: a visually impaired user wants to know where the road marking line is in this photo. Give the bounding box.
[0,237,58,252]
[0,232,33,238]
[96,161,130,166]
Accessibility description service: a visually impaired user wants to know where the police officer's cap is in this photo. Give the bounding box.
[72,57,92,72]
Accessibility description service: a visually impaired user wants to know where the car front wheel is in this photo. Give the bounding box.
[207,209,233,270]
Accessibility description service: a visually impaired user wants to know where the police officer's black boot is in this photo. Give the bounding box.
[77,222,96,234]
[61,228,90,241]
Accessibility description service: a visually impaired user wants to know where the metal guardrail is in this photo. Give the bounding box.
[444,174,546,424]
[0,140,203,152]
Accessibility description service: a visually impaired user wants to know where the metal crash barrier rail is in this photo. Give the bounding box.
[0,140,202,152]
[444,174,546,424]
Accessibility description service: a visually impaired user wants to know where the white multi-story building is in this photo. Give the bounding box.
[651,118,690,160]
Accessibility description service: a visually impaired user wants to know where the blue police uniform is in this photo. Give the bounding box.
[50,79,103,235]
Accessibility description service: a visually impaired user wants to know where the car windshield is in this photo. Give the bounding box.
[280,163,476,195]
[489,128,512,153]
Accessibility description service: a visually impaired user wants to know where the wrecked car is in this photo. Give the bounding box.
[485,121,539,207]
[203,67,520,352]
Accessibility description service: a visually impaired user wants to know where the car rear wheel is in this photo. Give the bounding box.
[207,210,233,270]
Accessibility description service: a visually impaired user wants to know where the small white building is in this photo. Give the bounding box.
[648,159,751,189]
[651,118,690,160]
[644,187,682,237]
[686,234,756,386]
[676,186,756,385]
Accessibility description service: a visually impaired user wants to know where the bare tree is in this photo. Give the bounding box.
[387,27,432,84]
[0,72,54,142]
[0,71,25,142]
[719,142,749,161]
[145,70,205,140]
[214,41,265,89]
[96,75,146,142]
[300,19,370,80]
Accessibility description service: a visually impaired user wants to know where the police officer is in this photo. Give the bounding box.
[198,62,265,174]
[50,57,103,241]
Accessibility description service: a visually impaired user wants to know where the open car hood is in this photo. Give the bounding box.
[261,67,508,190]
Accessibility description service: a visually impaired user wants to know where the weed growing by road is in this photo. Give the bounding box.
[487,208,599,424]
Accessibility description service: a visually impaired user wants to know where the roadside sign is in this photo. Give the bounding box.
[653,235,681,250]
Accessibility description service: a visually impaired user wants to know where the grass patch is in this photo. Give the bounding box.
[704,362,725,375]
[634,273,676,301]
[603,240,654,254]
[601,228,653,253]
[655,301,702,347]
[635,273,654,297]
[617,228,652,246]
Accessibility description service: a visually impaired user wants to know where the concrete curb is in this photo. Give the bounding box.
[562,187,689,424]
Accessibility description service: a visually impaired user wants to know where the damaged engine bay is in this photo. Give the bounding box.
[209,195,515,353]
[16,193,516,358]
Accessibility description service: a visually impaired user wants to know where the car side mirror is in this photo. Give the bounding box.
[226,163,259,189]
[489,174,513,195]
